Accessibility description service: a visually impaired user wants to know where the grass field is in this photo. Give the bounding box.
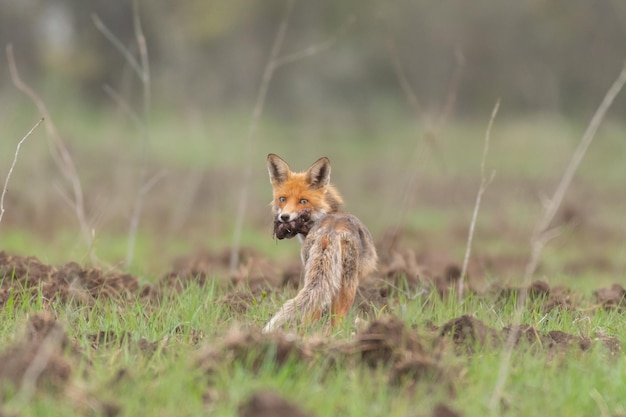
[1,101,626,416]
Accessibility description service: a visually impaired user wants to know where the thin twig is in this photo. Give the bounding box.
[7,45,94,258]
[386,36,424,121]
[230,0,353,273]
[433,47,466,133]
[126,170,166,267]
[489,63,626,415]
[229,3,354,273]
[0,118,44,229]
[230,5,354,273]
[524,63,626,285]
[273,15,355,68]
[383,39,466,251]
[132,0,151,119]
[95,3,153,268]
[103,84,144,133]
[458,99,499,300]
[92,14,143,80]
[229,0,295,274]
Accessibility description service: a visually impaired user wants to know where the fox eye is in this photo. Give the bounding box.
[278,196,286,203]
[299,199,308,204]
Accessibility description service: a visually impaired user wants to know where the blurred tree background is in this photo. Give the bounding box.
[2,0,625,119]
[1,0,626,274]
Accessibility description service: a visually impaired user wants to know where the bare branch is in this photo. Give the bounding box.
[489,63,626,416]
[458,99,500,300]
[229,3,356,273]
[0,118,44,229]
[95,4,153,268]
[95,1,150,121]
[433,47,466,132]
[132,0,151,118]
[103,84,144,133]
[7,45,94,258]
[229,0,296,274]
[386,36,424,121]
[383,41,466,256]
[92,14,143,80]
[273,15,355,68]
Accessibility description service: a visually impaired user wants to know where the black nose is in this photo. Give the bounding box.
[280,214,290,222]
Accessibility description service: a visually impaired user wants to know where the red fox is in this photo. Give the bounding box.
[263,154,378,332]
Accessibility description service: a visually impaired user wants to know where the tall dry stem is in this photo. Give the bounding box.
[229,0,352,273]
[489,63,626,415]
[7,45,95,261]
[94,0,156,268]
[0,118,44,229]
[458,100,499,300]
[383,40,465,247]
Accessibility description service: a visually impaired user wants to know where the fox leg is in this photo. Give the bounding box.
[330,284,357,327]
[302,309,322,327]
[330,237,359,327]
[262,283,330,332]
[263,237,342,332]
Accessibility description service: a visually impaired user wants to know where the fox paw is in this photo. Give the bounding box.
[273,209,313,239]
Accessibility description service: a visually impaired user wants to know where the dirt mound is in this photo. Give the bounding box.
[490,280,576,312]
[502,323,619,355]
[197,327,310,376]
[431,403,462,417]
[86,330,131,350]
[354,283,393,317]
[198,317,445,390]
[0,252,139,307]
[439,315,500,351]
[375,229,480,294]
[351,316,426,368]
[437,315,619,356]
[239,390,315,417]
[158,248,283,292]
[594,284,626,310]
[0,312,73,396]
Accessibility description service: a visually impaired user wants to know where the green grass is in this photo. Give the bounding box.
[0,280,625,417]
[1,103,626,416]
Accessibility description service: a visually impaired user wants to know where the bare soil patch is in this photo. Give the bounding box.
[0,251,138,307]
[239,390,315,417]
[0,312,73,397]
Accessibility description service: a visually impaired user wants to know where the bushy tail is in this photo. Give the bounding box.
[263,234,344,333]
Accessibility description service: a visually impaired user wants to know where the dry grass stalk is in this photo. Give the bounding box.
[386,36,424,121]
[458,100,499,300]
[433,47,466,133]
[94,0,155,268]
[6,45,95,261]
[489,63,626,415]
[230,0,352,273]
[229,0,295,274]
[0,118,44,229]
[383,39,465,248]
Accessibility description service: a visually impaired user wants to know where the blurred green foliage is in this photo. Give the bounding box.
[1,0,625,117]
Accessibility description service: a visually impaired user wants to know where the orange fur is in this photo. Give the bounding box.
[263,154,377,332]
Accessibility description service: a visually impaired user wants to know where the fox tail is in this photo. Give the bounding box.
[263,232,350,333]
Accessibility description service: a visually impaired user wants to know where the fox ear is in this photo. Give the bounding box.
[267,153,291,185]
[305,157,331,189]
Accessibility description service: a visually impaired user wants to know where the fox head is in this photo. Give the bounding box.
[267,153,343,223]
